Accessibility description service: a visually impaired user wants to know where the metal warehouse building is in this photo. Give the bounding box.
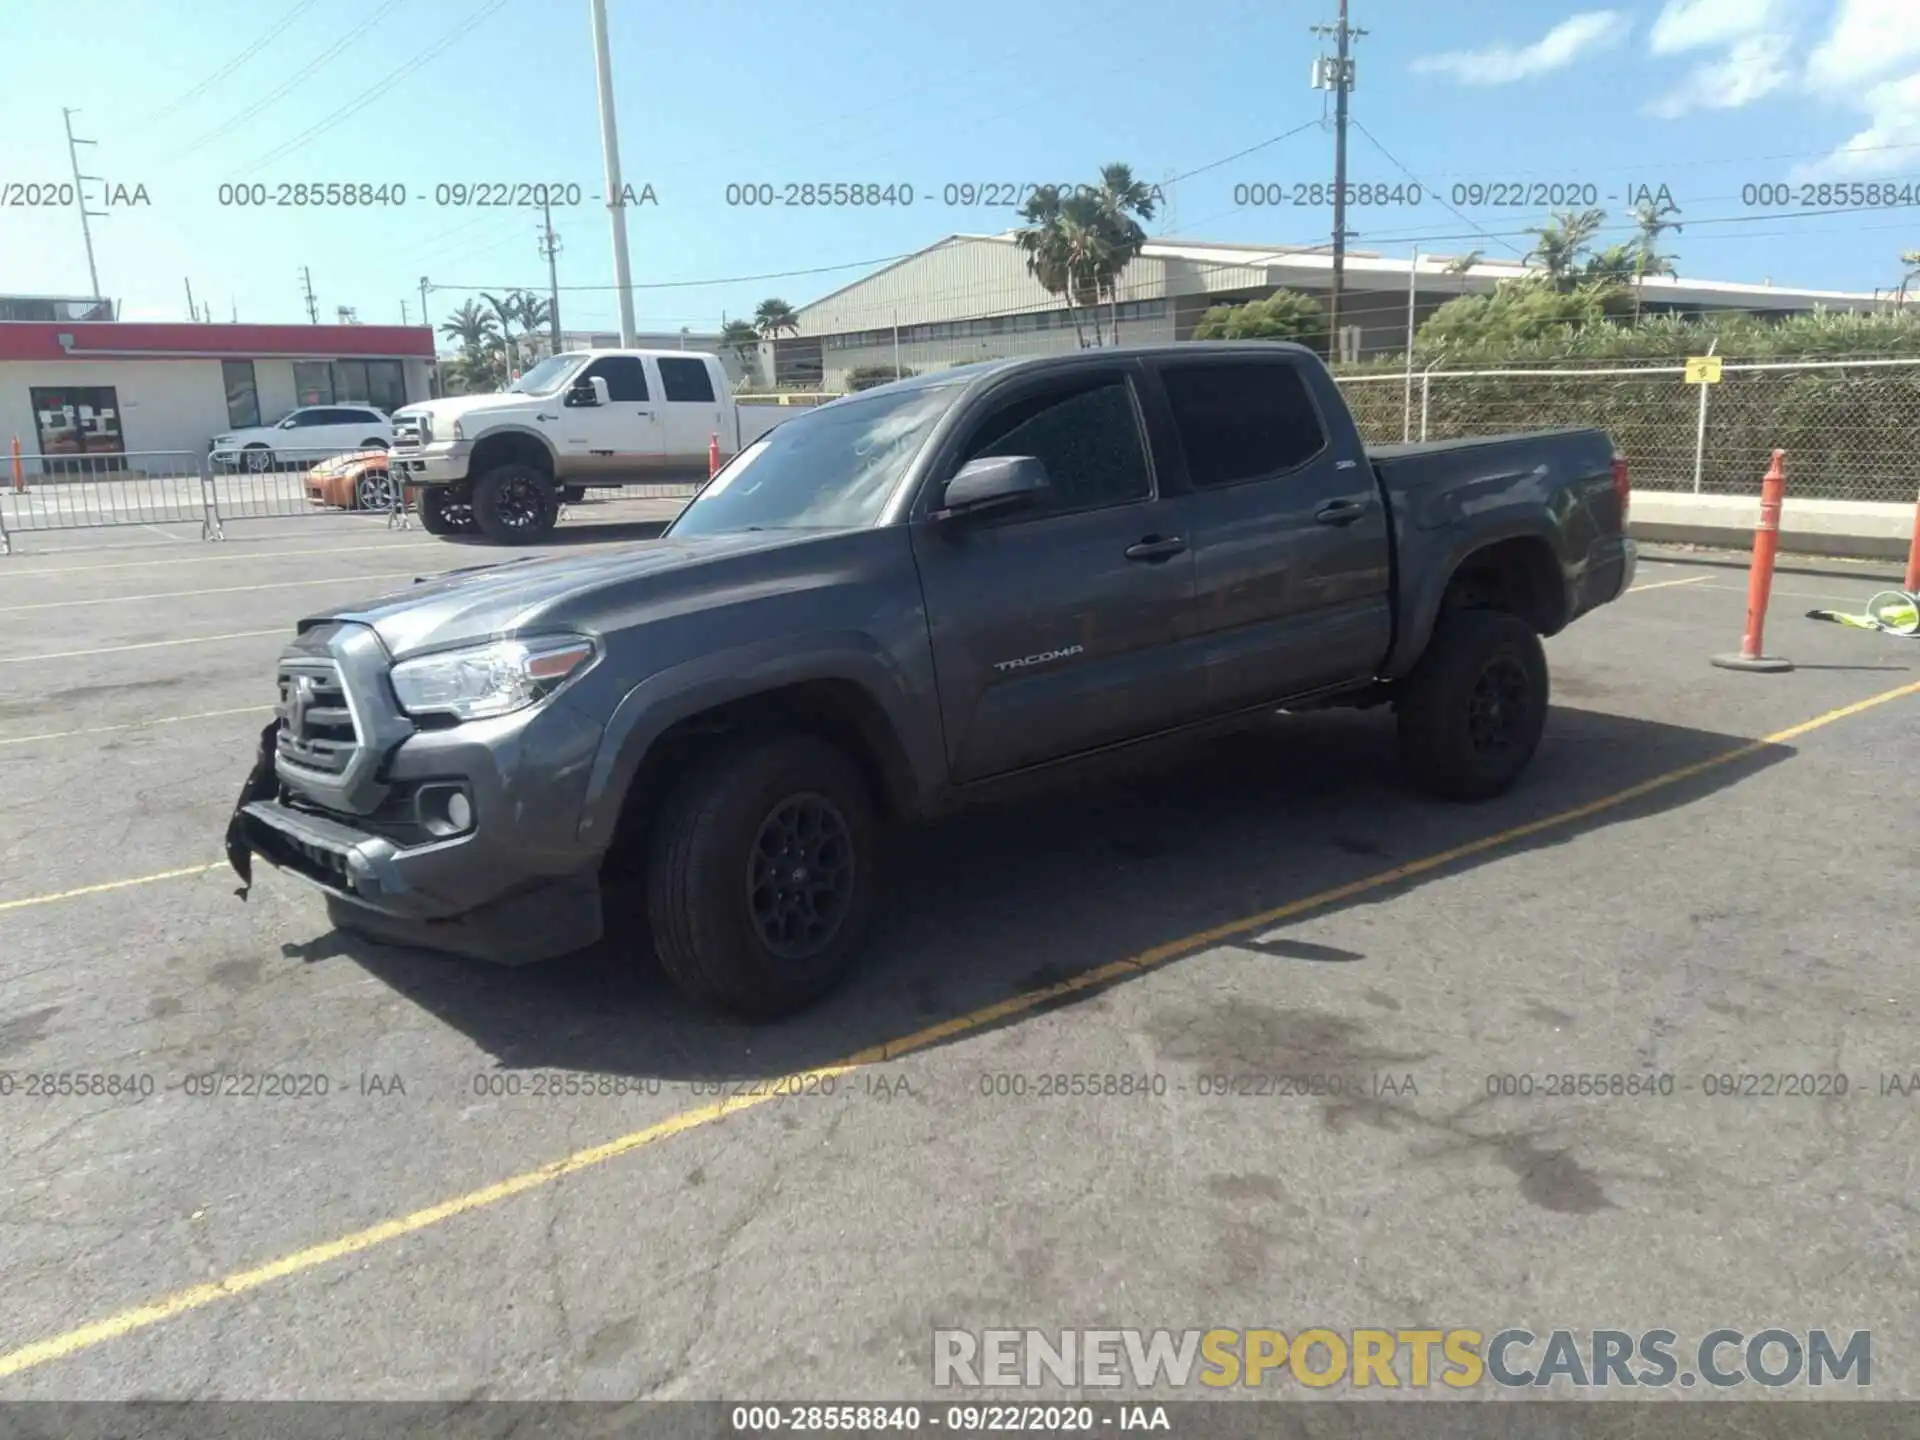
[778,234,1881,390]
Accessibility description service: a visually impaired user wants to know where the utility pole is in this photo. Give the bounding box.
[300,266,319,323]
[1311,2,1364,361]
[419,275,437,397]
[539,195,564,352]
[62,108,106,300]
[590,0,638,345]
[185,278,198,322]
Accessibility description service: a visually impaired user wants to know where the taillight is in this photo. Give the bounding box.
[1612,454,1630,522]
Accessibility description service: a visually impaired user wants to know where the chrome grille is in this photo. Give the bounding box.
[276,660,360,775]
[391,415,427,451]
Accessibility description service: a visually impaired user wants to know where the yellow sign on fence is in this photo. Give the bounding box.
[1685,356,1724,385]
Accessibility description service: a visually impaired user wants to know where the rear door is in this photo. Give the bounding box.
[653,354,726,479]
[908,363,1204,783]
[1145,354,1391,710]
[570,355,663,478]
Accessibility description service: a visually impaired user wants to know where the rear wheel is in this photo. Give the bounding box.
[360,437,389,451]
[353,471,396,511]
[641,733,878,1019]
[416,484,477,536]
[1396,609,1549,801]
[243,445,274,473]
[472,463,558,544]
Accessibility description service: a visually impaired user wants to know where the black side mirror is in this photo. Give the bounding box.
[933,454,1050,522]
[565,377,607,407]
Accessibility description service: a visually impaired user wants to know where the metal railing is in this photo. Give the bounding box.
[1337,357,1920,504]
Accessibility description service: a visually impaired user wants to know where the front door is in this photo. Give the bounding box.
[567,355,663,479]
[1147,354,1391,710]
[909,366,1203,784]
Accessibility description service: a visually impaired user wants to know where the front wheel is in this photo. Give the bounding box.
[472,464,558,544]
[416,484,478,536]
[1396,609,1549,802]
[243,445,274,473]
[641,733,878,1019]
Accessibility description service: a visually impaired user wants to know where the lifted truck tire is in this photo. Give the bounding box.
[472,464,559,545]
[642,732,878,1019]
[1396,609,1549,802]
[416,484,478,536]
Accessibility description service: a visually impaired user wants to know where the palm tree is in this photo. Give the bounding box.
[1014,185,1107,346]
[439,300,497,352]
[478,290,521,377]
[1524,207,1606,292]
[753,298,800,341]
[1442,250,1484,276]
[1631,199,1682,322]
[1089,162,1157,343]
[516,293,556,354]
[722,318,759,363]
[1901,250,1920,307]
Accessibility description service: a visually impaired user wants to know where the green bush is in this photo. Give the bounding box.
[1192,289,1325,347]
[845,364,918,391]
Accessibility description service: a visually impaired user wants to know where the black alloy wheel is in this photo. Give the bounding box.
[746,792,857,960]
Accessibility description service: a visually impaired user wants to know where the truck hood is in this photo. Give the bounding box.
[396,392,545,424]
[302,531,807,657]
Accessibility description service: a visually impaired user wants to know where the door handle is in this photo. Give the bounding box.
[1315,499,1369,525]
[1125,535,1186,563]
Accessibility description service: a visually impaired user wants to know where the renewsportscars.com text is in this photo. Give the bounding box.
[932,1327,1872,1390]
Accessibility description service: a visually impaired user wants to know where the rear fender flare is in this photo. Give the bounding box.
[1383,521,1568,681]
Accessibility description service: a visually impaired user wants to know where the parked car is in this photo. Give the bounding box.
[211,406,394,472]
[385,351,791,542]
[306,450,398,511]
[227,342,1636,1019]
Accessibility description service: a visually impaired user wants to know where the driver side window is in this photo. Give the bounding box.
[956,375,1151,521]
[577,356,650,403]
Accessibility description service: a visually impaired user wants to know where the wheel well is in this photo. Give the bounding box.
[1439,537,1566,636]
[602,679,916,865]
[469,431,554,479]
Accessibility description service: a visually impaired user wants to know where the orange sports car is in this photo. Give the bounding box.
[305,449,408,511]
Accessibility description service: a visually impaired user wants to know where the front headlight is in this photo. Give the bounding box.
[388,636,597,722]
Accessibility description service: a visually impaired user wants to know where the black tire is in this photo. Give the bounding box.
[416,484,477,536]
[1396,609,1549,802]
[643,733,878,1019]
[243,445,274,473]
[472,463,558,544]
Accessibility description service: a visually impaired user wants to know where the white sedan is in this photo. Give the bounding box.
[210,405,394,472]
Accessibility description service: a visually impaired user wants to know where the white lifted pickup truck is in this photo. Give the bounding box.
[389,348,797,543]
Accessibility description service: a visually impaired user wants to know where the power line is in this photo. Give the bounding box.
[140,0,324,125]
[177,0,409,160]
[234,0,509,177]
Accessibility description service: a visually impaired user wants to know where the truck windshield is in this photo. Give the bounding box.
[507,353,585,395]
[668,384,960,535]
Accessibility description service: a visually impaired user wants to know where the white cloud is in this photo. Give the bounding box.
[1645,32,1796,116]
[1411,11,1631,84]
[1649,0,1785,55]
[1806,0,1920,92]
[1791,70,1920,178]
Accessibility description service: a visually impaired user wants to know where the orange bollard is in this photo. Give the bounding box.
[9,434,23,494]
[708,432,721,479]
[1904,481,1920,596]
[1711,449,1792,673]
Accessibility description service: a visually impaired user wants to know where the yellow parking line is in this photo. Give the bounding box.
[0,630,287,664]
[1626,575,1714,593]
[1,675,1916,1381]
[7,573,420,613]
[0,864,226,915]
[0,706,273,748]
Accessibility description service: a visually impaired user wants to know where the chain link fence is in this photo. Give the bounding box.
[1336,358,1920,504]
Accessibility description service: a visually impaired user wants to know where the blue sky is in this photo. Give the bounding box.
[2,0,1918,338]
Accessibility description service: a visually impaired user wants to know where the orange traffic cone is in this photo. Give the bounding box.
[708,432,721,479]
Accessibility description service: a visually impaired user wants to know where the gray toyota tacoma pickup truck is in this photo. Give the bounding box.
[226,342,1636,1018]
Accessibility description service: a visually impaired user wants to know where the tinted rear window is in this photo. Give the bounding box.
[1158,360,1327,488]
[659,357,717,403]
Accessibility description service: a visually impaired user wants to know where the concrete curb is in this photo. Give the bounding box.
[1631,489,1916,564]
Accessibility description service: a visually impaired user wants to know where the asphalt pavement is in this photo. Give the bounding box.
[0,507,1916,1404]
